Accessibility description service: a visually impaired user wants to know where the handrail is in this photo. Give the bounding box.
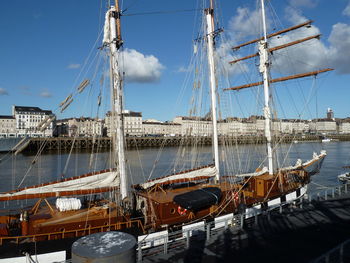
[137,183,350,262]
[0,218,144,245]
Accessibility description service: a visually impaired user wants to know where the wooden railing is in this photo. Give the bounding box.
[0,219,144,245]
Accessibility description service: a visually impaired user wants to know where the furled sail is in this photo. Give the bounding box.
[0,169,119,201]
[136,166,216,190]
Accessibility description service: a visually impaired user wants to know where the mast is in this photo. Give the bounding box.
[260,0,274,175]
[205,0,220,181]
[106,1,128,200]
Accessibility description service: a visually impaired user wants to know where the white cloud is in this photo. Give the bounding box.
[120,48,164,83]
[67,63,81,69]
[327,23,350,74]
[227,4,350,76]
[288,0,318,8]
[40,90,52,98]
[177,66,191,73]
[228,7,266,43]
[0,88,8,95]
[343,2,350,17]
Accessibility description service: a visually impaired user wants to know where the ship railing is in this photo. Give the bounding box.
[306,183,349,202]
[137,183,349,262]
[310,238,350,263]
[136,201,299,261]
[0,218,144,246]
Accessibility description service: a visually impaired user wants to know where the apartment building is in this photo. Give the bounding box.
[67,117,103,137]
[12,105,55,137]
[0,115,16,137]
[105,110,142,137]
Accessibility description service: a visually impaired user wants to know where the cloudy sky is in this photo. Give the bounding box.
[0,0,349,121]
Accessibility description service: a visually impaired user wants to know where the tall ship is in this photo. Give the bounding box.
[0,0,330,258]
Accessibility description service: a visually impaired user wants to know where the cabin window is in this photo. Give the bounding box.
[140,201,145,209]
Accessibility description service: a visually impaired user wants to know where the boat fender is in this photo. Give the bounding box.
[233,192,239,202]
[177,206,187,216]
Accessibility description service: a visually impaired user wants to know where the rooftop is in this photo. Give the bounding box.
[0,115,15,119]
[14,106,52,115]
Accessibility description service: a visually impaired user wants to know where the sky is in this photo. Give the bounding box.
[0,0,350,121]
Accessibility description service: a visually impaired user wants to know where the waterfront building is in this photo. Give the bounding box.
[105,110,142,137]
[143,120,181,136]
[0,115,16,137]
[12,105,55,137]
[55,119,70,137]
[67,117,103,137]
[314,119,337,134]
[173,116,212,136]
[339,120,350,134]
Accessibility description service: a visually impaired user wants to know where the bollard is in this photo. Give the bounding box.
[332,188,335,198]
[254,212,258,226]
[279,204,283,214]
[346,183,348,194]
[325,189,328,200]
[240,214,244,229]
[72,231,136,263]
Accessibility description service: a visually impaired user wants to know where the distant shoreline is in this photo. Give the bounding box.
[1,134,347,153]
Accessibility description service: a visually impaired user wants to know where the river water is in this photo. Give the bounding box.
[0,141,348,198]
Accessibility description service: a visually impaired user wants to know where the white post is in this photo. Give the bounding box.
[205,6,220,181]
[108,6,128,200]
[260,0,273,175]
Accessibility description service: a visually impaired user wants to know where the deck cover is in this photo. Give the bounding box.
[173,187,221,211]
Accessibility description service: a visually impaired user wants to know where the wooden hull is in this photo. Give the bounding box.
[0,154,326,256]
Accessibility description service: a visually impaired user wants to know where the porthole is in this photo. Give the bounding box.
[170,208,176,214]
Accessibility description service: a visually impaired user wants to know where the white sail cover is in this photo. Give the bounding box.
[138,166,217,190]
[0,170,119,200]
[103,6,115,45]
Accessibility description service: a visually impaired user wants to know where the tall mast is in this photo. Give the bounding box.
[107,0,128,200]
[205,0,220,181]
[260,0,274,175]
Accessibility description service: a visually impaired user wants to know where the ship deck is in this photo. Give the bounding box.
[137,181,241,203]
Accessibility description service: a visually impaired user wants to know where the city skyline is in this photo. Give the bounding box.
[0,1,350,121]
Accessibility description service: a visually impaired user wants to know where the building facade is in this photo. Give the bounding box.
[0,115,16,137]
[12,106,55,137]
[105,110,143,137]
[67,118,103,137]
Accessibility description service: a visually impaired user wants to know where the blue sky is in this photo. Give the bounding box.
[0,0,349,121]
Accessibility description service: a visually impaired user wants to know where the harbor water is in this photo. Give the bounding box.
[0,141,348,205]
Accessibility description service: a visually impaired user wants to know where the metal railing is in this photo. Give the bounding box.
[307,183,348,202]
[310,239,350,263]
[137,183,350,262]
[39,183,350,262]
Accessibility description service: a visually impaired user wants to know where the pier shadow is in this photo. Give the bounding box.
[183,230,206,263]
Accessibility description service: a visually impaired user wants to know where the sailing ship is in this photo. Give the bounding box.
[0,0,329,258]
